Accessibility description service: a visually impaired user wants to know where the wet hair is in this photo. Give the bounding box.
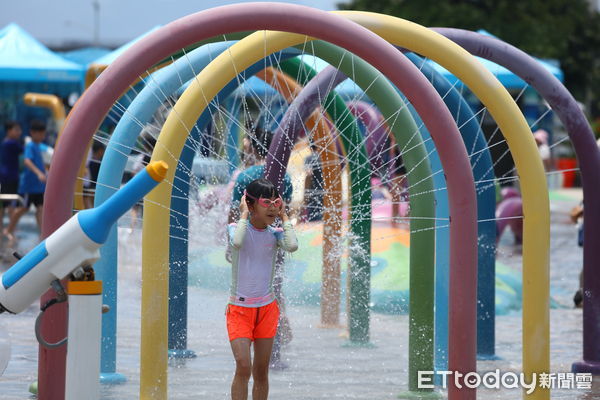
[245,178,280,206]
[247,126,273,159]
[4,120,18,132]
[30,119,46,132]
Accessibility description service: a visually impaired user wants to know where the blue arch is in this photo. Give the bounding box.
[404,53,497,373]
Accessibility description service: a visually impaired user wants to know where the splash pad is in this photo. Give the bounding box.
[1,2,598,400]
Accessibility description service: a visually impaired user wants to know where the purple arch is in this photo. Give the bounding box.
[434,28,600,374]
[265,66,348,189]
[347,101,390,177]
[40,5,477,399]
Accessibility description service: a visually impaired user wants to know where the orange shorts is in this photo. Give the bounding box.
[226,301,280,342]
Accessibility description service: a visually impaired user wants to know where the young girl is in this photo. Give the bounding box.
[227,178,298,400]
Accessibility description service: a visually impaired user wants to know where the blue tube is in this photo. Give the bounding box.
[168,52,299,355]
[224,97,241,174]
[81,168,162,244]
[94,42,300,376]
[94,42,237,379]
[405,53,498,371]
[2,241,48,290]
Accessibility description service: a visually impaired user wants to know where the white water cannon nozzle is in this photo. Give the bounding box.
[0,161,168,314]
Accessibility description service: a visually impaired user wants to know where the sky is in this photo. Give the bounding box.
[0,0,341,48]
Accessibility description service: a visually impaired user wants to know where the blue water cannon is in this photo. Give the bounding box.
[0,161,168,314]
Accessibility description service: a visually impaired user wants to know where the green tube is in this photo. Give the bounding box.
[168,33,375,344]
[302,41,435,393]
[168,36,435,390]
[279,56,373,343]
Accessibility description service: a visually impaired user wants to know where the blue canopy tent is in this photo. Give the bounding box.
[0,23,85,83]
[428,56,563,89]
[0,23,85,133]
[60,47,111,67]
[93,26,161,66]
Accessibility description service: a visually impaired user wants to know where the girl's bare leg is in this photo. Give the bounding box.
[230,338,252,400]
[252,338,275,400]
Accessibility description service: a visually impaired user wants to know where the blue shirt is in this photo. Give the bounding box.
[231,165,293,204]
[0,139,23,184]
[19,141,46,194]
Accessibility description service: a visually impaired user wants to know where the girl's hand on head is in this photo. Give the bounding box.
[240,194,249,215]
[278,198,288,221]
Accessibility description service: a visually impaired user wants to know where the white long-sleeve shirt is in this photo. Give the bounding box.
[228,219,298,307]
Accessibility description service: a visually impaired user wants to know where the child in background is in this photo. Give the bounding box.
[571,202,584,307]
[227,178,298,400]
[0,121,23,233]
[4,120,48,244]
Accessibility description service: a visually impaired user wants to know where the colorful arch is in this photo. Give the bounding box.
[142,22,475,400]
[433,28,600,375]
[40,5,545,400]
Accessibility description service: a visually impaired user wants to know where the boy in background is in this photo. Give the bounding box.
[0,121,23,233]
[4,120,48,244]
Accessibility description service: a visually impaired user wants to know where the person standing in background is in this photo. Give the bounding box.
[4,120,48,245]
[0,121,23,235]
[83,141,106,209]
[533,129,552,171]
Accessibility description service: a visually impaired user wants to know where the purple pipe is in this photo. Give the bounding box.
[41,5,477,399]
[434,28,600,373]
[346,101,389,177]
[496,196,523,245]
[265,66,347,190]
[500,187,520,201]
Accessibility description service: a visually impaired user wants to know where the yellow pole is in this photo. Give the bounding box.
[23,93,66,128]
[141,14,548,400]
[336,12,550,399]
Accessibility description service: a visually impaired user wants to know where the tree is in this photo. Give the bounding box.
[337,0,600,119]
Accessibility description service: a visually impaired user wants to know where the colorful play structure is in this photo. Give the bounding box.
[0,161,168,399]
[0,3,599,400]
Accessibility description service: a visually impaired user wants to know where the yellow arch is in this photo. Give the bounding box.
[142,13,549,400]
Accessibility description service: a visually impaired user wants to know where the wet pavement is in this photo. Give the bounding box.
[0,189,599,399]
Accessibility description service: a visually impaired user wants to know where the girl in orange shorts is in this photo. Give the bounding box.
[227,178,298,400]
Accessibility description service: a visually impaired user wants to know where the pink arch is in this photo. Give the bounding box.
[40,4,477,399]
